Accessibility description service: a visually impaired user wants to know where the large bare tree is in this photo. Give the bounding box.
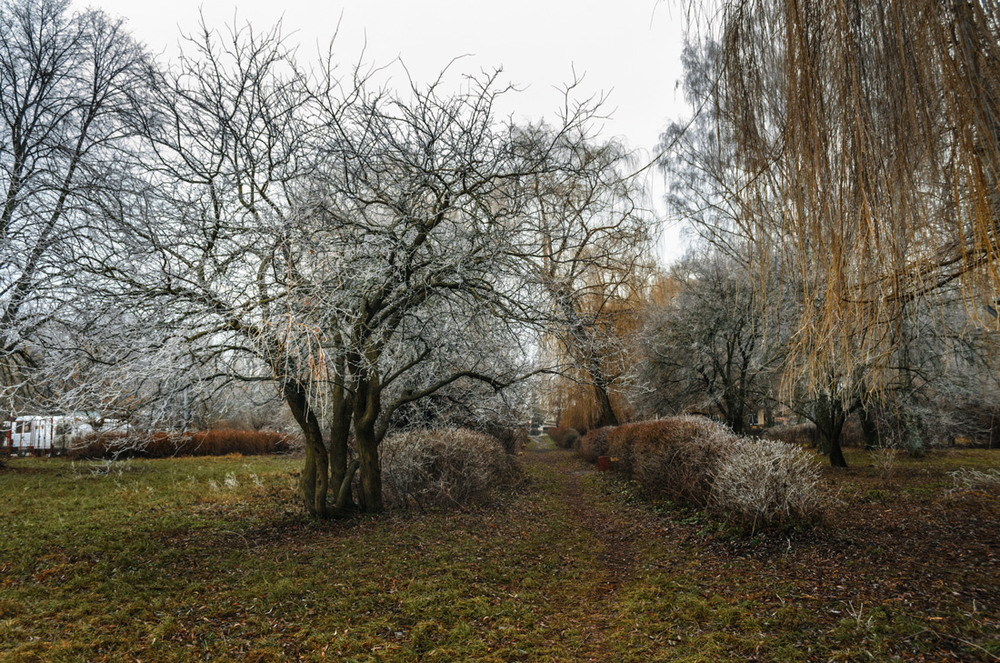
[79,16,630,516]
[0,0,148,408]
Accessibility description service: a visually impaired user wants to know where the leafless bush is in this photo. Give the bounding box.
[380,429,519,510]
[592,416,826,528]
[948,468,1000,494]
[709,437,826,529]
[578,426,613,463]
[620,416,738,506]
[545,427,581,450]
[871,447,898,481]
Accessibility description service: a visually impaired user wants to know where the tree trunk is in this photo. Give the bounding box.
[355,421,382,513]
[284,380,329,517]
[899,402,925,458]
[328,374,354,509]
[815,393,848,468]
[860,405,880,450]
[724,391,745,434]
[352,370,383,513]
[593,382,619,428]
[828,428,847,468]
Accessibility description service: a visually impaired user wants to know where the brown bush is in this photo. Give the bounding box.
[595,416,826,527]
[467,421,529,455]
[380,428,519,510]
[764,423,817,447]
[578,426,613,463]
[67,429,295,460]
[544,427,581,450]
[607,417,737,506]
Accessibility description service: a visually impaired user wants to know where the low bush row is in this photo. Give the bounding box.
[578,426,613,463]
[578,416,826,529]
[545,426,581,450]
[67,429,295,459]
[380,428,519,510]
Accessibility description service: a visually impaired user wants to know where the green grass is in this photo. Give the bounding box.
[0,447,997,661]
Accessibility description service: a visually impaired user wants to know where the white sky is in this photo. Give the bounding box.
[82,0,694,263]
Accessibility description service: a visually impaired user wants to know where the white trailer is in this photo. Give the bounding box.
[6,416,59,455]
[3,415,112,456]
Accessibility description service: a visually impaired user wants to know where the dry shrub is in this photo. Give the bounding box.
[871,446,899,482]
[764,423,817,447]
[609,417,738,506]
[544,427,581,450]
[596,416,826,528]
[578,426,613,463]
[380,428,518,510]
[469,422,529,455]
[709,437,826,529]
[508,427,531,453]
[948,468,1000,494]
[67,429,294,460]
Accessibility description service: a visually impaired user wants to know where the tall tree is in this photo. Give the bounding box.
[705,0,1000,384]
[0,0,148,408]
[525,131,653,429]
[84,17,626,516]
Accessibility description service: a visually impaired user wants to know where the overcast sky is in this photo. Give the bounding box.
[82,0,693,262]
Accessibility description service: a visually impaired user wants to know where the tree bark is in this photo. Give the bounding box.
[352,368,383,513]
[815,393,848,468]
[593,381,619,428]
[284,380,329,517]
[328,360,354,509]
[860,405,880,450]
[355,421,382,513]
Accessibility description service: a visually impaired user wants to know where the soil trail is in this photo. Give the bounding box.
[522,442,648,661]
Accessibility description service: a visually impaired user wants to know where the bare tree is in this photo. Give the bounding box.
[523,129,654,429]
[73,15,626,516]
[0,0,148,409]
[300,70,617,512]
[637,250,784,433]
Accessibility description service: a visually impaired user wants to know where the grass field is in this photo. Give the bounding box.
[0,443,998,661]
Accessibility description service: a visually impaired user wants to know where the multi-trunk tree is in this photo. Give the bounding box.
[62,15,643,516]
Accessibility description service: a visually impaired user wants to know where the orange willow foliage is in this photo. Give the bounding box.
[707,0,1000,389]
[543,271,678,430]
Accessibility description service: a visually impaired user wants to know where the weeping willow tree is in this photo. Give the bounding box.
[705,0,1000,395]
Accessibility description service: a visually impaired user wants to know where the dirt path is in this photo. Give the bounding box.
[521,442,657,661]
[516,441,1000,663]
